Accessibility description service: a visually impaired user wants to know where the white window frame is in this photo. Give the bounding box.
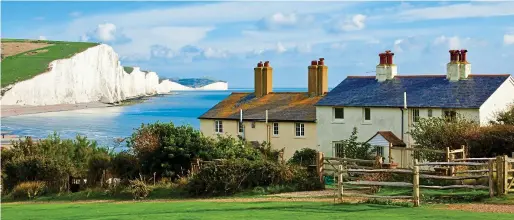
[214,120,223,133]
[238,121,244,133]
[333,107,345,123]
[363,108,372,124]
[428,109,433,118]
[272,122,279,136]
[444,110,457,122]
[412,109,420,123]
[295,123,305,137]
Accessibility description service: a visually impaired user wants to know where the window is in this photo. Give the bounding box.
[375,146,384,156]
[295,123,305,137]
[334,108,344,119]
[413,109,420,123]
[215,120,223,133]
[444,110,457,122]
[273,123,279,136]
[334,141,345,158]
[364,108,371,121]
[238,121,244,133]
[428,109,433,117]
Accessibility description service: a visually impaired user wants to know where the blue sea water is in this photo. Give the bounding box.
[1,88,305,146]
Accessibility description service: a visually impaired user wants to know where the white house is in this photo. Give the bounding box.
[315,49,514,167]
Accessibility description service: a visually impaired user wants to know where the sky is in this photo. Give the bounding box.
[2,1,514,88]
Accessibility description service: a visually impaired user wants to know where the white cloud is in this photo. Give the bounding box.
[69,11,81,17]
[330,42,347,50]
[433,35,469,49]
[269,13,298,26]
[38,36,47,40]
[395,2,514,21]
[95,23,117,42]
[331,14,367,32]
[504,34,514,45]
[276,42,287,53]
[202,47,228,59]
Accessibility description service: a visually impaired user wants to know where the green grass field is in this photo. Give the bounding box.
[1,39,98,87]
[2,201,512,220]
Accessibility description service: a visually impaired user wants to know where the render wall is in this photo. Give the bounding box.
[200,119,317,159]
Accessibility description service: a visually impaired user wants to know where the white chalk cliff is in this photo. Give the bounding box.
[1,44,228,106]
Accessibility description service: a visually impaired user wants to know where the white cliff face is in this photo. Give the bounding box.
[197,82,229,90]
[1,44,227,106]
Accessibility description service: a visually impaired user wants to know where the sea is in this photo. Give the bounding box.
[1,88,305,147]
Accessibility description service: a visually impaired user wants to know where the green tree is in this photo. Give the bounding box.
[335,127,374,160]
[491,104,514,125]
[409,116,478,161]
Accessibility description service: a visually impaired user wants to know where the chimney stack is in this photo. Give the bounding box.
[262,61,273,96]
[446,49,471,81]
[308,60,318,96]
[316,58,328,95]
[376,50,398,82]
[254,61,264,97]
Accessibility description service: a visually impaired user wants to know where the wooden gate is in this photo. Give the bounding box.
[496,155,514,195]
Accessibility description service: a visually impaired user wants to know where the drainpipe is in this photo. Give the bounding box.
[400,108,404,141]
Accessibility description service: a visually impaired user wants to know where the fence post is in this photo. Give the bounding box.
[316,151,324,186]
[413,159,420,207]
[496,156,504,195]
[488,159,495,197]
[338,164,343,203]
[449,154,456,176]
[504,155,509,195]
[461,145,466,159]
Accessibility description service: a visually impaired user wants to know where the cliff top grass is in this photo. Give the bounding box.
[1,39,99,87]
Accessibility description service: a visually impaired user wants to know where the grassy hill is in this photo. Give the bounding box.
[1,39,99,87]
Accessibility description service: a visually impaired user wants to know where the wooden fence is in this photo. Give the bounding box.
[315,152,501,207]
[496,155,514,194]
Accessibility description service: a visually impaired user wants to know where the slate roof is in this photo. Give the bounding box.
[366,131,406,147]
[316,74,512,108]
[198,92,322,122]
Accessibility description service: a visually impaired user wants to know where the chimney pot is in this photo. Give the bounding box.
[460,49,468,63]
[389,52,395,65]
[318,58,325,66]
[257,61,263,67]
[264,61,270,67]
[379,53,386,65]
[311,60,317,65]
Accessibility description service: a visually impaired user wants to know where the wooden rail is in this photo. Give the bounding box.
[315,151,509,207]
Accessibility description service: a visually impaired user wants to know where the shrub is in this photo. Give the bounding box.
[409,117,478,161]
[334,127,374,160]
[288,148,317,167]
[129,179,151,200]
[186,159,322,196]
[186,159,293,196]
[465,125,514,158]
[111,151,140,183]
[3,156,68,192]
[10,181,47,200]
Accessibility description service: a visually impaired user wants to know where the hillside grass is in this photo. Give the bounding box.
[3,201,513,220]
[1,39,99,87]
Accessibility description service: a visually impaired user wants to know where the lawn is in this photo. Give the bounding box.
[1,39,98,87]
[2,201,513,220]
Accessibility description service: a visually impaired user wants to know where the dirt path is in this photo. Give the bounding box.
[441,204,514,214]
[1,41,52,60]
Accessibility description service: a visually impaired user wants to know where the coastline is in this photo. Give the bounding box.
[1,102,114,118]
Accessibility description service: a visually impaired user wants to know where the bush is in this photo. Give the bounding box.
[10,181,47,200]
[288,148,317,167]
[186,159,293,196]
[186,159,323,197]
[334,127,374,160]
[111,151,140,183]
[409,117,478,161]
[466,125,514,158]
[129,179,151,200]
[3,156,68,192]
